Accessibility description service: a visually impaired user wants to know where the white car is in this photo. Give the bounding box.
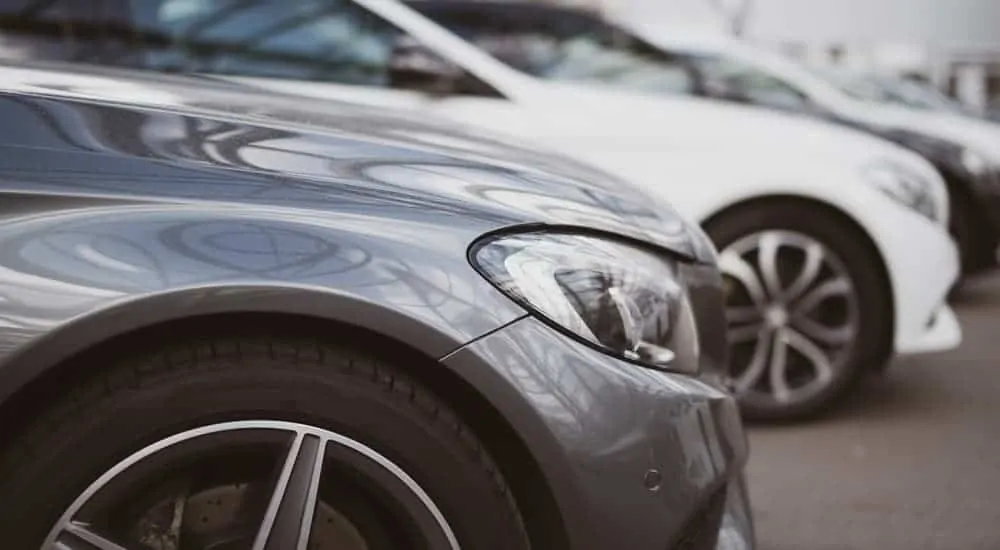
[550,17,1000,273]
[0,0,962,420]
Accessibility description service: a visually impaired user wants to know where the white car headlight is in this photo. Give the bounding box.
[862,161,939,221]
[961,148,990,177]
[472,231,699,373]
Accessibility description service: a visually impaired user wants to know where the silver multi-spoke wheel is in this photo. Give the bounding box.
[720,230,860,409]
[42,420,460,550]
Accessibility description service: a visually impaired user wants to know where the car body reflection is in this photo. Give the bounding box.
[0,66,705,394]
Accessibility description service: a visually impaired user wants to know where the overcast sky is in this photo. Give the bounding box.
[615,0,1000,50]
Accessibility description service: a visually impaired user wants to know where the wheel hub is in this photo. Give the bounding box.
[180,485,369,550]
[763,305,789,329]
[41,421,460,550]
[720,230,860,407]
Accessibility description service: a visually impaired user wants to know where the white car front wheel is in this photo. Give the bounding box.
[707,201,893,421]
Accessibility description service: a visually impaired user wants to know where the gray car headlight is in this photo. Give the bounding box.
[472,231,699,373]
[862,161,938,221]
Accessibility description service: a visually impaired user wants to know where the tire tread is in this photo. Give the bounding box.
[0,334,530,549]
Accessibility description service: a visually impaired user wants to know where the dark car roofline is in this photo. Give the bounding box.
[404,0,601,20]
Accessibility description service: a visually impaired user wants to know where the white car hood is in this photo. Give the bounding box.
[486,82,949,224]
[522,82,937,175]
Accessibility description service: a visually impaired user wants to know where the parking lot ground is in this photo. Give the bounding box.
[747,271,1000,550]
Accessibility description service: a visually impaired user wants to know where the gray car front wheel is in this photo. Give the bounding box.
[0,333,530,550]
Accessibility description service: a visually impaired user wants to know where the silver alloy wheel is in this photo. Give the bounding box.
[719,230,860,407]
[41,420,461,550]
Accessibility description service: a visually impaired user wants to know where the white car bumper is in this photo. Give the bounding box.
[901,306,961,354]
[871,206,962,355]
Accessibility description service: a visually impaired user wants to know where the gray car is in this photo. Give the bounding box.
[0,62,752,550]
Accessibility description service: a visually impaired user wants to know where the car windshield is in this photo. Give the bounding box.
[804,65,968,113]
[872,76,970,113]
[801,65,894,102]
[408,4,697,94]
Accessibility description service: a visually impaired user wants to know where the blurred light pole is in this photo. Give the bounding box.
[705,0,754,36]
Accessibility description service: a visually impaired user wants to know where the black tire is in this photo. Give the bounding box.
[949,188,994,276]
[705,201,893,421]
[0,334,530,549]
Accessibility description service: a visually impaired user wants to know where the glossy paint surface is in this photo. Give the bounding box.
[130,0,958,354]
[0,64,754,549]
[0,63,702,403]
[444,313,749,550]
[0,3,963,358]
[835,110,1000,256]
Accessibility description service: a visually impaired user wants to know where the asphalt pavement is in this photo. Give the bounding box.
[748,272,1000,550]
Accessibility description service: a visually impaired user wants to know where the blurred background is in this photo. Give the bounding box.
[561,0,1000,117]
[532,1,1000,548]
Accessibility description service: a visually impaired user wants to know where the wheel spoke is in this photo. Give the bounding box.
[719,250,769,307]
[727,322,764,344]
[44,421,456,550]
[252,433,326,550]
[756,232,785,299]
[54,522,131,550]
[721,230,857,407]
[792,315,854,346]
[726,305,761,324]
[734,328,772,394]
[783,242,825,301]
[785,328,835,384]
[769,331,792,403]
[793,276,852,315]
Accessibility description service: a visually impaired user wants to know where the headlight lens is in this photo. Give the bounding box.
[961,148,990,176]
[472,231,699,373]
[862,161,938,221]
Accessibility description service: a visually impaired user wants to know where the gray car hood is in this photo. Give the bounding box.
[0,61,705,261]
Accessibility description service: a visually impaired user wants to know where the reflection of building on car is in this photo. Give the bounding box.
[0,0,964,420]
[0,63,754,549]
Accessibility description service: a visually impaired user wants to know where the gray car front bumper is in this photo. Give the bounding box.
[441,316,753,550]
